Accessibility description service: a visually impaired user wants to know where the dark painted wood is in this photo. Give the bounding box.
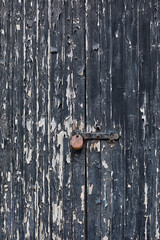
[151,1,160,239]
[87,141,101,240]
[50,0,64,238]
[100,142,112,239]
[12,1,24,238]
[123,1,139,238]
[100,1,113,238]
[0,0,160,239]
[36,0,50,238]
[63,1,74,238]
[138,1,152,239]
[85,0,102,239]
[105,2,124,238]
[72,0,85,239]
[23,0,37,238]
[0,1,12,239]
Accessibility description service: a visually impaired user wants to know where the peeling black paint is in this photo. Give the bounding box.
[0,0,160,239]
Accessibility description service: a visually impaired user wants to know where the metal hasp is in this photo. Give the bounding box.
[71,130,119,150]
[83,132,119,141]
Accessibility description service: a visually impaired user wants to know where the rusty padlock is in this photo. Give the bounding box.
[71,134,83,150]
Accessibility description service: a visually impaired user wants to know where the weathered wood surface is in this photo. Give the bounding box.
[0,0,160,239]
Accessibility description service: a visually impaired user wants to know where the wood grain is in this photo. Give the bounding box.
[0,0,160,239]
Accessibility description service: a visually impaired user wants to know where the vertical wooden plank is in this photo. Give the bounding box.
[99,0,125,238]
[100,143,112,239]
[85,0,101,239]
[50,0,85,238]
[47,0,51,238]
[72,0,85,239]
[87,142,101,240]
[22,0,37,238]
[86,0,101,132]
[123,1,139,238]
[99,1,115,239]
[49,0,64,238]
[0,1,12,239]
[100,0,112,130]
[151,0,160,239]
[11,0,24,238]
[138,1,152,239]
[35,0,51,238]
[86,1,125,239]
[50,0,86,238]
[61,0,86,238]
[63,1,74,238]
[110,1,124,238]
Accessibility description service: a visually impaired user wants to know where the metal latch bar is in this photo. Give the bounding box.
[83,132,119,141]
[71,130,119,150]
[72,130,119,141]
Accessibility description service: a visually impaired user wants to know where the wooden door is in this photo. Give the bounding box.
[0,0,159,239]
